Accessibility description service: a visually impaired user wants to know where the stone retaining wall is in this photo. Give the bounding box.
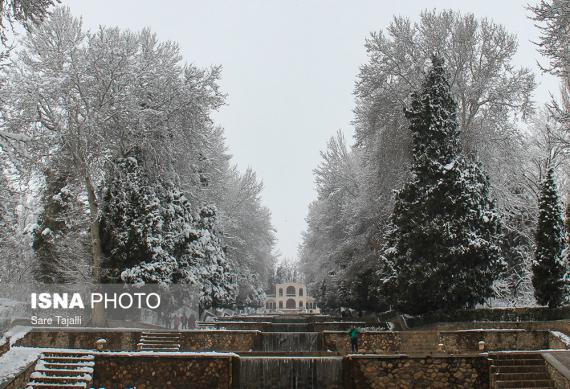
[180,331,259,352]
[0,360,37,389]
[93,354,235,389]
[406,306,570,327]
[312,322,367,332]
[202,321,366,332]
[0,339,9,357]
[549,332,570,349]
[14,328,260,352]
[439,330,552,353]
[543,353,570,389]
[15,329,141,350]
[216,316,274,322]
[416,320,570,335]
[345,355,489,388]
[323,331,439,354]
[324,330,565,354]
[199,322,272,331]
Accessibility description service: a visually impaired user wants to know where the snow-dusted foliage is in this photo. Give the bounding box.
[530,0,570,79]
[532,167,567,307]
[298,132,381,310]
[380,56,504,314]
[300,10,540,310]
[0,0,57,44]
[221,168,276,308]
[32,155,91,284]
[0,7,276,310]
[270,259,302,285]
[530,0,570,152]
[100,153,237,308]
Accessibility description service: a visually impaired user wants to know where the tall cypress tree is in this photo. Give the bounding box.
[532,166,566,307]
[380,55,504,314]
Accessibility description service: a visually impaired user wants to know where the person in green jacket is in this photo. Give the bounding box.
[348,326,360,352]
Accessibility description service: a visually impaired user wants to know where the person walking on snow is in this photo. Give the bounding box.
[348,326,360,353]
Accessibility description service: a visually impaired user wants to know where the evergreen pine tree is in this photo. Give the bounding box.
[532,166,566,307]
[380,55,504,314]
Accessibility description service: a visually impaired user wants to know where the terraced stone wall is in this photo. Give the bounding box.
[0,360,37,389]
[345,355,489,389]
[417,320,570,334]
[92,354,235,389]
[323,331,441,354]
[202,321,366,332]
[440,330,552,353]
[14,328,261,353]
[14,329,140,350]
[179,331,260,352]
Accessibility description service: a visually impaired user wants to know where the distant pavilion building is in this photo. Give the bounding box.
[264,282,320,314]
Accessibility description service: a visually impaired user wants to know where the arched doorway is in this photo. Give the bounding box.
[286,299,296,309]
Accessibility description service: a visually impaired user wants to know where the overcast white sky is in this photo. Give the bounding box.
[64,0,559,259]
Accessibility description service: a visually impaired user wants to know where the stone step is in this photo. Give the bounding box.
[492,354,545,360]
[34,368,91,376]
[139,338,181,343]
[140,335,180,340]
[138,343,180,348]
[29,374,89,383]
[40,353,93,358]
[40,362,94,368]
[27,353,94,389]
[139,339,180,343]
[40,355,94,361]
[26,381,87,389]
[492,359,546,366]
[495,372,550,381]
[496,381,554,389]
[141,331,181,336]
[492,366,547,374]
[139,347,180,351]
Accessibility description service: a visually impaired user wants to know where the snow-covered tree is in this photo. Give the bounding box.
[221,167,276,308]
[380,56,504,314]
[301,10,536,310]
[0,166,35,283]
[530,0,570,79]
[0,7,277,312]
[532,166,566,307]
[1,7,225,288]
[32,156,90,283]
[530,0,570,150]
[100,152,237,308]
[270,259,302,285]
[298,131,376,309]
[0,0,58,44]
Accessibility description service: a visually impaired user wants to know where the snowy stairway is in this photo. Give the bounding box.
[138,331,181,351]
[26,352,94,389]
[489,353,554,389]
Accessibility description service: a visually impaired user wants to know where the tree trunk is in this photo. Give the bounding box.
[84,172,106,327]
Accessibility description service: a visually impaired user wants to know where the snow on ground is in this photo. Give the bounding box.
[0,347,41,383]
[455,328,527,332]
[1,325,32,345]
[551,331,570,347]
